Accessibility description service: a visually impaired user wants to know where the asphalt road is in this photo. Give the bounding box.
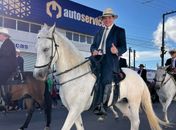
[0,101,176,130]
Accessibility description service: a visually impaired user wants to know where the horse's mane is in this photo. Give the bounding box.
[38,26,85,61]
[38,26,88,72]
[55,30,85,61]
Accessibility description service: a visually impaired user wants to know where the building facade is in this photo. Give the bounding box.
[0,0,103,71]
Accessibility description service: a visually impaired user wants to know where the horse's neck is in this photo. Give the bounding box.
[163,73,175,89]
[55,32,88,73]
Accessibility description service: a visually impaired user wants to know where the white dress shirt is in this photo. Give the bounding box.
[98,24,114,54]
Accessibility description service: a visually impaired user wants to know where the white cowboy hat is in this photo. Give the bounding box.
[169,49,176,54]
[0,27,10,37]
[16,49,21,52]
[99,8,118,19]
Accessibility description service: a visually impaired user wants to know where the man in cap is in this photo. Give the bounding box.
[137,64,147,83]
[0,27,17,87]
[90,8,127,115]
[165,49,176,80]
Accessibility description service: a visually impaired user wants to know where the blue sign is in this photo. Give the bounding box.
[0,0,103,35]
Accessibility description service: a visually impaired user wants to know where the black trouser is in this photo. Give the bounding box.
[95,55,119,104]
[0,70,12,86]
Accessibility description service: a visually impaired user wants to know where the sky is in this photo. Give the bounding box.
[72,0,176,70]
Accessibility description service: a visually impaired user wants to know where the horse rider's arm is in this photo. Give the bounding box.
[116,28,127,56]
[90,32,100,54]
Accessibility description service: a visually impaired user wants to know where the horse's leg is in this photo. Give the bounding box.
[115,103,130,118]
[75,115,84,130]
[19,99,35,130]
[61,109,82,130]
[110,106,119,119]
[128,104,140,130]
[44,85,52,130]
[115,101,140,130]
[162,98,172,123]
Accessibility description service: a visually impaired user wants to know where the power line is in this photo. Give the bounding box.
[127,42,159,50]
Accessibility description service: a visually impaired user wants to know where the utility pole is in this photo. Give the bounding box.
[129,47,132,68]
[133,50,136,70]
[161,10,176,66]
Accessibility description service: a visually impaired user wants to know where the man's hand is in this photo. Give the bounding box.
[92,50,99,56]
[111,43,118,55]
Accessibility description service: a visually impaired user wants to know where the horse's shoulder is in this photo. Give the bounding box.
[121,68,136,73]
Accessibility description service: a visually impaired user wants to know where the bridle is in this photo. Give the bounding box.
[34,32,59,69]
[34,31,91,85]
[154,70,172,89]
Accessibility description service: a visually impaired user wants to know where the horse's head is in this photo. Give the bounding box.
[154,66,169,90]
[33,24,59,81]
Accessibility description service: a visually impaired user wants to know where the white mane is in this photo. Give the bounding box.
[38,25,86,72]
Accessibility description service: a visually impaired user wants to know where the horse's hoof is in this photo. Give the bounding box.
[114,116,119,120]
[44,127,50,130]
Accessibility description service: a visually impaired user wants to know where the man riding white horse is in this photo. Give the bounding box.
[165,49,176,81]
[90,8,127,115]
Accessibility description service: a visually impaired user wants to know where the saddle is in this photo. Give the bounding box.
[89,56,126,110]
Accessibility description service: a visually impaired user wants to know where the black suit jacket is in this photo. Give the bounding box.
[119,57,128,68]
[90,25,127,73]
[138,69,147,82]
[165,58,176,73]
[165,58,172,66]
[0,39,17,72]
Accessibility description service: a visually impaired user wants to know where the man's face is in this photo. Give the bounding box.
[102,16,115,27]
[171,52,176,58]
[140,66,144,69]
[0,34,6,42]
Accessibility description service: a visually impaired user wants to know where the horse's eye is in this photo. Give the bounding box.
[163,74,166,77]
[43,48,49,52]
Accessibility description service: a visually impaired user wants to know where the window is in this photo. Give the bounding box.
[30,24,41,33]
[66,31,72,40]
[0,17,2,27]
[87,36,92,44]
[4,18,16,29]
[80,35,86,43]
[17,21,29,32]
[73,33,79,42]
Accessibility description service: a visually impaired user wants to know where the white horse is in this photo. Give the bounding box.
[154,66,176,123]
[33,24,166,130]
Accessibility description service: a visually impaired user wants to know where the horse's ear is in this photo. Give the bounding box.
[49,24,56,34]
[43,23,48,29]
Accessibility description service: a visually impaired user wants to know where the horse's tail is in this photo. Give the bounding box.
[141,83,168,130]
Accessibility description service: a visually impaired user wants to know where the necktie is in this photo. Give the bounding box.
[100,27,108,53]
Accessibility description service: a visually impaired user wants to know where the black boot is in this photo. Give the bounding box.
[93,103,107,116]
[103,84,112,105]
[112,83,119,105]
